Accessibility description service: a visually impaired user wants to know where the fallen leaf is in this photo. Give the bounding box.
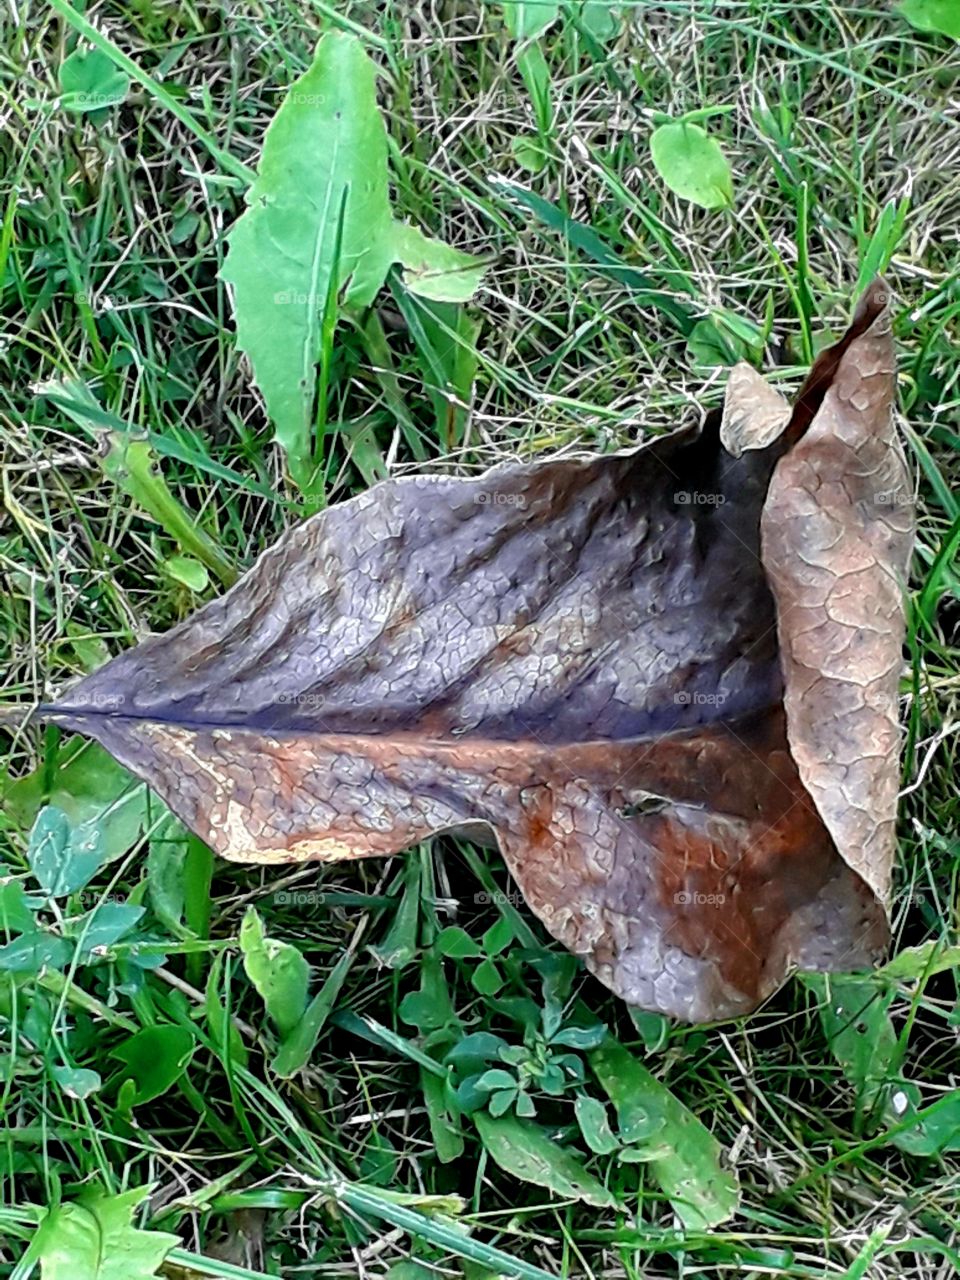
[38,281,914,1022]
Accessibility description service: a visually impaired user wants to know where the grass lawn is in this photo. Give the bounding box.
[1,2,959,1277]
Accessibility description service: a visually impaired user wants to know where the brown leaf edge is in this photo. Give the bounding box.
[764,280,914,910]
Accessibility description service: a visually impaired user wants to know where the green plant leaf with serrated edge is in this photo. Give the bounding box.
[474,1111,616,1207]
[240,906,310,1038]
[36,1185,178,1280]
[222,31,484,494]
[879,940,960,980]
[590,1038,739,1228]
[650,120,734,210]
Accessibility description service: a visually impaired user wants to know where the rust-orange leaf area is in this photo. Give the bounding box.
[41,281,914,1021]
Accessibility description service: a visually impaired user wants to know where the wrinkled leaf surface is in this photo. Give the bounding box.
[40,283,914,1021]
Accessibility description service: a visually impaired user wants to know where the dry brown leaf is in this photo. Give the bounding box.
[40,281,914,1021]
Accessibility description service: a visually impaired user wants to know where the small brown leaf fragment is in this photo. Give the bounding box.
[40,282,913,1022]
[720,362,791,457]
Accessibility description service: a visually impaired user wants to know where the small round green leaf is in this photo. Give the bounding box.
[164,555,210,593]
[488,1088,518,1117]
[650,121,734,210]
[436,925,482,958]
[0,930,73,974]
[475,1068,518,1093]
[576,1,619,41]
[501,0,561,40]
[52,1066,102,1100]
[471,957,504,996]
[28,806,107,898]
[511,135,550,173]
